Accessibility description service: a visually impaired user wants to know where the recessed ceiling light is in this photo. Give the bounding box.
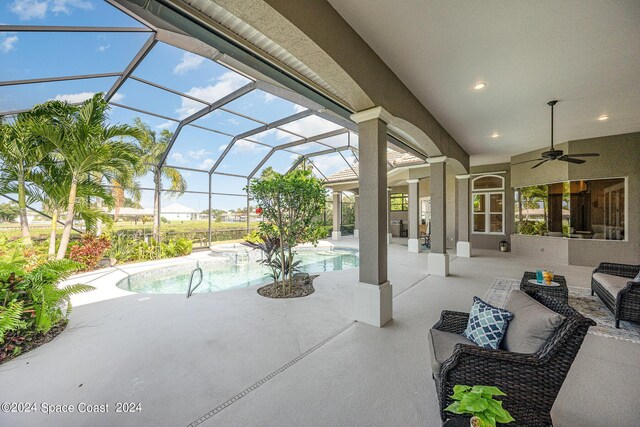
[473,82,487,90]
[491,132,500,138]
[598,114,610,121]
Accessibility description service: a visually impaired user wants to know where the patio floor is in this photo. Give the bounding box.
[0,238,638,427]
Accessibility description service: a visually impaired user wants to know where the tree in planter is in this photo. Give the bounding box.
[247,168,327,295]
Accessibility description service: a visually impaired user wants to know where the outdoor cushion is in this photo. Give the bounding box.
[503,290,565,354]
[428,328,476,375]
[593,272,631,297]
[462,297,513,349]
[635,271,640,282]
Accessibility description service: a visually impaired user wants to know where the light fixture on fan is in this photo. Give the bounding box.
[514,100,600,169]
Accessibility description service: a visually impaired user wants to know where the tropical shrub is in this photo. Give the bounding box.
[69,234,111,270]
[247,169,327,294]
[0,254,94,361]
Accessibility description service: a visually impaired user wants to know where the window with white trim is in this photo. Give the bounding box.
[472,175,505,234]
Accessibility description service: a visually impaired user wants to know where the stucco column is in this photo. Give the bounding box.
[407,179,421,252]
[427,157,449,276]
[387,187,392,244]
[353,194,359,238]
[332,191,342,240]
[456,174,472,257]
[351,106,392,327]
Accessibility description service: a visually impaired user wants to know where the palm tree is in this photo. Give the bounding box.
[132,118,186,240]
[0,113,46,245]
[30,159,114,258]
[33,94,142,259]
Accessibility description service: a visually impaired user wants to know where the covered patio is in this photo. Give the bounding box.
[1,1,639,426]
[1,241,637,427]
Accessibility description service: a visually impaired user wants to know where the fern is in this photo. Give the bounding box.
[0,301,25,342]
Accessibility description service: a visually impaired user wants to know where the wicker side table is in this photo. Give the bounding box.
[520,271,569,303]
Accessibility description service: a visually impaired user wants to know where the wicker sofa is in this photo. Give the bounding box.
[430,292,594,427]
[591,262,640,328]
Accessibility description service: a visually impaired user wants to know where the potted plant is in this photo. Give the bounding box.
[445,385,515,427]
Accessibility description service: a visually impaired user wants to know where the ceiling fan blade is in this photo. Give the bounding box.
[531,159,549,169]
[513,158,544,165]
[558,156,586,164]
[564,153,599,158]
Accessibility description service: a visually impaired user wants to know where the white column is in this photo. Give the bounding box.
[351,106,393,327]
[456,174,472,257]
[353,194,359,238]
[427,156,449,276]
[387,187,392,244]
[407,179,421,252]
[332,191,342,240]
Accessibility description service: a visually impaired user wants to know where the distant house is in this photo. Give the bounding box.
[161,203,198,221]
[104,204,198,222]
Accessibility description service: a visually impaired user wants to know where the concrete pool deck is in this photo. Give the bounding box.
[1,237,638,426]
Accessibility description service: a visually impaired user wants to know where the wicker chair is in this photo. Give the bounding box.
[591,262,640,328]
[432,292,595,427]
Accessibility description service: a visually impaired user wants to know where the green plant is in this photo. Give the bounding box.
[0,254,94,346]
[68,234,111,270]
[445,385,515,427]
[106,233,136,262]
[248,169,327,295]
[132,118,186,240]
[32,93,142,259]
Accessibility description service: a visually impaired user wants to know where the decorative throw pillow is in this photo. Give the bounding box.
[463,296,513,350]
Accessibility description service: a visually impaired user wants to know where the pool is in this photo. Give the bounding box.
[116,247,359,295]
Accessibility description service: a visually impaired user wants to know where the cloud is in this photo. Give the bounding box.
[252,127,296,144]
[187,149,211,159]
[156,120,176,130]
[170,152,186,164]
[173,52,205,75]
[0,35,18,53]
[198,158,215,170]
[9,0,92,20]
[280,115,341,140]
[9,0,48,20]
[50,0,93,14]
[96,43,110,52]
[176,72,250,118]
[52,91,94,103]
[218,144,228,152]
[232,139,268,154]
[263,93,277,103]
[51,91,124,103]
[293,104,307,113]
[310,153,351,177]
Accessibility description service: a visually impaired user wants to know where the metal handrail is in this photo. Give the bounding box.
[186,266,203,298]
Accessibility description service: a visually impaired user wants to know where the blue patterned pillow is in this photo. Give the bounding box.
[463,297,513,350]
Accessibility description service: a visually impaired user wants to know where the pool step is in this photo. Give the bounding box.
[235,252,250,265]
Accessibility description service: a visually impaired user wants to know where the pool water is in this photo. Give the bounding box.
[116,247,359,294]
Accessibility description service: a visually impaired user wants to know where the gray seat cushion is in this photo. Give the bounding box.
[503,290,565,354]
[428,328,475,375]
[593,272,632,297]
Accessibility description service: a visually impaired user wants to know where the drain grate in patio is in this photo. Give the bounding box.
[185,321,357,427]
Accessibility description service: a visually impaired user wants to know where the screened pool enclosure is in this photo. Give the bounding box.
[0,0,425,247]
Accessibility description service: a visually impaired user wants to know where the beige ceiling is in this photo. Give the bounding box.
[327,0,640,165]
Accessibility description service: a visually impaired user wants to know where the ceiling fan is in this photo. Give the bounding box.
[515,100,600,169]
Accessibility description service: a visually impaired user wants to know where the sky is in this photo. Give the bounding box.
[0,0,358,212]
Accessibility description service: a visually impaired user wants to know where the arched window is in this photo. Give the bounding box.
[472,175,504,191]
[472,175,505,234]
